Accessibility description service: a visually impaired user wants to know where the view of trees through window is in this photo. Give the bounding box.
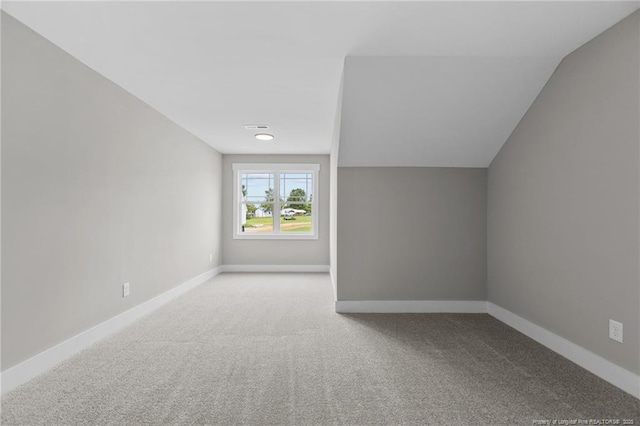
[240,172,313,234]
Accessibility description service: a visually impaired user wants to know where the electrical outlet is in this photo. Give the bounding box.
[609,319,623,343]
[209,253,213,263]
[122,282,130,298]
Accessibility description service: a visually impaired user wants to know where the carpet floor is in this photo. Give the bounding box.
[1,273,638,425]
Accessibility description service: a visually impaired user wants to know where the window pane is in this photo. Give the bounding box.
[281,173,313,207]
[241,173,275,204]
[281,204,312,233]
[242,203,274,234]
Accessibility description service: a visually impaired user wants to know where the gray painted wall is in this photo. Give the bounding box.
[488,12,639,374]
[337,167,487,301]
[1,13,222,370]
[221,155,330,266]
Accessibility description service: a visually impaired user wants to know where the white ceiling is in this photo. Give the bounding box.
[3,1,639,165]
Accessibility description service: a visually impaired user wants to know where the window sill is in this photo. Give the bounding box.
[233,234,318,240]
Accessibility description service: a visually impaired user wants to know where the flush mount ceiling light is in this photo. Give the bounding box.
[254,133,274,141]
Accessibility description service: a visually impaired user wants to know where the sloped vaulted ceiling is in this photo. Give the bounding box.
[338,56,560,167]
[3,1,639,167]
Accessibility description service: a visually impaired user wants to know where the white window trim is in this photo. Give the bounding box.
[232,163,320,240]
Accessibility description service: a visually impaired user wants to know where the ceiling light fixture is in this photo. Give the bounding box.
[254,133,274,141]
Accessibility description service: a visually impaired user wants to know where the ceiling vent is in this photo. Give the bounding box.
[244,124,270,130]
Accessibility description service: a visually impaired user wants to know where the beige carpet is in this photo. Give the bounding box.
[2,273,638,425]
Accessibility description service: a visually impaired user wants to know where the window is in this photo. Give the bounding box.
[233,163,319,239]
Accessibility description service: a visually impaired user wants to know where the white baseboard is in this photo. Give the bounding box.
[0,266,223,395]
[335,300,487,313]
[220,264,329,273]
[487,302,640,399]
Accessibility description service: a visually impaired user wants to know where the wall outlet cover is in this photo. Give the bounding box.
[609,319,623,343]
[122,282,130,298]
